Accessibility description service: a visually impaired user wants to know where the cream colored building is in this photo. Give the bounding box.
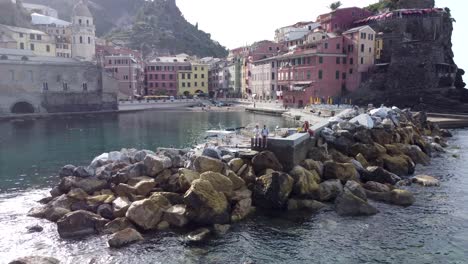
[71,0,96,61]
[343,25,376,73]
[0,24,56,57]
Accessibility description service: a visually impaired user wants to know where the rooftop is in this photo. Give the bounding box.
[72,0,92,17]
[0,24,47,35]
[31,13,71,26]
[342,25,374,34]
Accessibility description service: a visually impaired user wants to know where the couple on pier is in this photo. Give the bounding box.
[253,124,269,148]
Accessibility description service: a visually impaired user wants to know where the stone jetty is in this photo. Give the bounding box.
[26,106,449,251]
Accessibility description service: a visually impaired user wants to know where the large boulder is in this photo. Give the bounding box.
[319,179,344,201]
[57,210,109,238]
[231,188,252,202]
[335,187,379,216]
[97,204,114,220]
[228,158,244,173]
[231,198,252,222]
[102,217,135,234]
[253,172,294,210]
[289,166,320,199]
[193,155,225,174]
[349,143,380,161]
[394,144,430,166]
[300,159,323,176]
[178,169,200,192]
[199,171,233,195]
[287,199,326,211]
[362,166,401,185]
[133,178,156,196]
[184,179,230,224]
[125,195,171,230]
[8,256,60,264]
[28,194,75,222]
[202,147,222,160]
[322,161,359,182]
[366,189,415,206]
[382,154,415,176]
[363,181,391,193]
[58,176,108,195]
[252,151,283,174]
[225,170,246,190]
[353,130,374,144]
[114,183,137,198]
[144,155,172,177]
[350,114,374,129]
[371,129,394,146]
[163,204,189,227]
[307,146,331,162]
[108,228,144,248]
[59,165,76,178]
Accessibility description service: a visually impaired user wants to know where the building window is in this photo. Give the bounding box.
[361,32,367,39]
[155,74,158,80]
[20,43,24,49]
[182,73,185,79]
[336,43,341,50]
[162,83,166,88]
[79,19,82,25]
[169,74,173,80]
[170,83,173,88]
[30,34,35,40]
[88,37,91,44]
[318,70,323,80]
[162,74,165,80]
[307,57,311,64]
[86,20,89,26]
[271,72,275,80]
[202,82,205,86]
[336,71,340,80]
[201,74,205,78]
[342,72,347,80]
[195,74,198,79]
[336,57,340,64]
[9,70,15,81]
[324,43,328,49]
[182,82,186,87]
[19,33,23,38]
[149,74,153,80]
[188,74,191,79]
[42,82,48,91]
[369,47,372,53]
[361,57,364,64]
[188,83,191,88]
[149,83,154,88]
[349,68,353,74]
[46,45,50,52]
[63,83,68,91]
[343,57,347,64]
[37,35,42,40]
[307,71,311,79]
[319,57,323,64]
[194,82,198,87]
[155,83,159,88]
[30,44,35,51]
[80,36,83,44]
[194,67,198,71]
[350,58,354,65]
[82,83,88,91]
[361,44,365,52]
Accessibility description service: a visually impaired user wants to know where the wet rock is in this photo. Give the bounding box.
[253,172,293,210]
[363,181,391,193]
[144,155,172,177]
[187,228,211,243]
[412,175,440,187]
[86,194,115,208]
[59,165,76,178]
[335,187,379,216]
[28,195,74,222]
[289,166,320,199]
[349,143,381,161]
[163,204,189,227]
[225,170,246,190]
[103,217,135,234]
[231,188,252,202]
[97,204,114,220]
[239,165,256,185]
[382,154,415,176]
[319,179,344,202]
[61,177,108,195]
[371,129,394,146]
[431,142,446,153]
[199,171,233,195]
[366,189,415,206]
[114,184,137,197]
[213,224,230,236]
[184,179,230,224]
[238,150,258,160]
[353,130,374,144]
[57,210,109,238]
[193,155,225,174]
[26,224,43,233]
[108,228,143,248]
[363,166,401,185]
[228,158,244,173]
[125,195,171,230]
[231,198,252,222]
[202,147,222,160]
[323,161,359,182]
[252,151,283,174]
[67,188,89,200]
[287,199,326,211]
[328,148,352,163]
[8,256,60,264]
[133,150,156,163]
[299,159,323,176]
[344,180,367,201]
[155,192,184,205]
[157,221,170,230]
[73,166,93,178]
[178,169,201,192]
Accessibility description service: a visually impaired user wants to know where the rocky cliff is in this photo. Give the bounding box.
[352,8,467,113]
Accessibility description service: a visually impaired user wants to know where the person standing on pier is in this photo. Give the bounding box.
[261,125,269,148]
[253,125,261,147]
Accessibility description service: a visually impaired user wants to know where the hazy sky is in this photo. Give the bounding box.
[177,0,467,70]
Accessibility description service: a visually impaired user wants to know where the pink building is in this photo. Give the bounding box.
[145,56,190,96]
[277,26,376,107]
[317,7,372,33]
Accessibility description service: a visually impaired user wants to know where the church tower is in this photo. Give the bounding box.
[71,0,95,61]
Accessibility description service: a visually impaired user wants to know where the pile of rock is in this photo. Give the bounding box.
[27,106,448,249]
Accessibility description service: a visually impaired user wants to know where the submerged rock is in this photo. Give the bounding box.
[108,228,143,248]
[412,175,440,187]
[287,199,326,212]
[319,179,343,202]
[335,182,378,216]
[366,189,415,206]
[187,228,211,243]
[362,166,401,185]
[231,198,252,222]
[26,224,43,233]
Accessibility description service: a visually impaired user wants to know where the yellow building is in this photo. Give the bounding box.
[178,63,209,96]
[375,34,384,61]
[0,24,56,57]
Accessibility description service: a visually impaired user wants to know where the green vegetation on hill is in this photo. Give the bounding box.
[365,0,435,13]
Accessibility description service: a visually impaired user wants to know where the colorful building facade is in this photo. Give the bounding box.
[146,57,189,96]
[317,7,372,33]
[178,63,209,96]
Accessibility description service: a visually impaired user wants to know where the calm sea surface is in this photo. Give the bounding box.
[0,110,467,264]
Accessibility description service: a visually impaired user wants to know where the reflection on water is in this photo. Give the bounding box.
[0,111,290,192]
[0,112,468,263]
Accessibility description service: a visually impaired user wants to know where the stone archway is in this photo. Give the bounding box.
[11,101,35,114]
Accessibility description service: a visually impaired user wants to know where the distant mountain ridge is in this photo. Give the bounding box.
[23,0,228,57]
